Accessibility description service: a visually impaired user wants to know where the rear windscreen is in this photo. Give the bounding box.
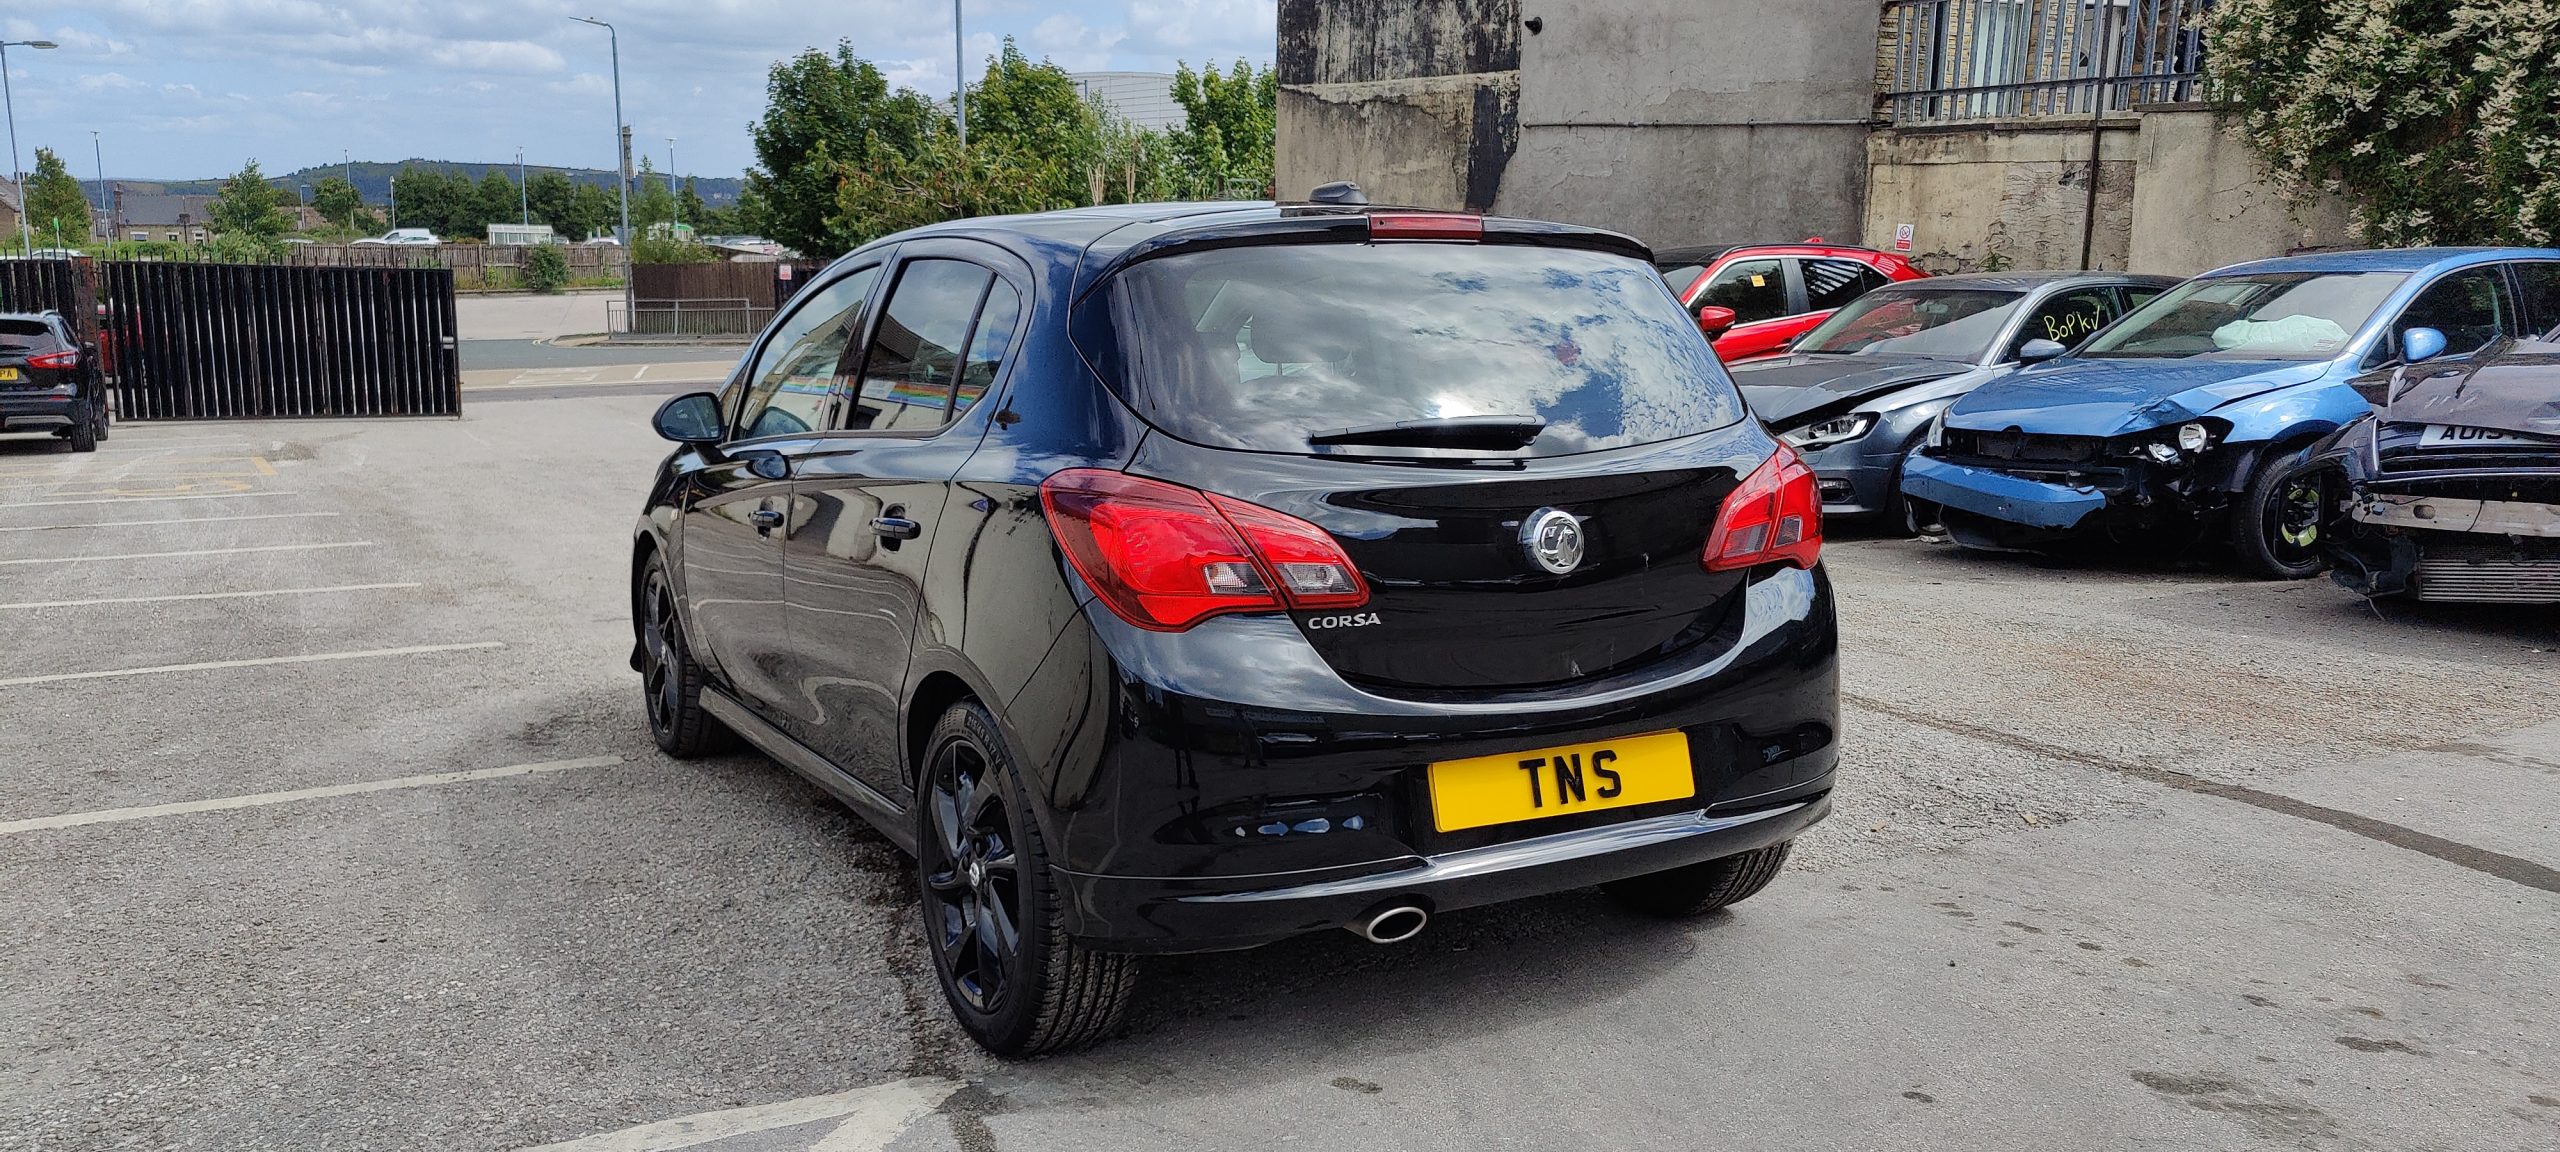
[0,320,49,338]
[1105,243,1746,457]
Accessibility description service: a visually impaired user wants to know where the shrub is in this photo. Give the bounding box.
[522,244,570,294]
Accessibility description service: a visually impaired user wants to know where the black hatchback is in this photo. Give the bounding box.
[631,203,1839,1054]
[0,311,107,452]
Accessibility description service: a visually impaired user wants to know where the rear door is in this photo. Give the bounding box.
[678,263,882,723]
[777,245,1028,800]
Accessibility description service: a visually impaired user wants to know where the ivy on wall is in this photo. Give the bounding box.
[2207,0,2560,245]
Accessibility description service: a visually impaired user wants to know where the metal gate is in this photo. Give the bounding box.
[98,262,461,421]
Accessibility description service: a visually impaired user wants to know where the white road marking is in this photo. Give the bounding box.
[633,364,649,379]
[0,491,297,511]
[0,511,341,533]
[0,540,373,566]
[518,1077,961,1152]
[0,582,420,611]
[0,641,503,688]
[0,755,622,836]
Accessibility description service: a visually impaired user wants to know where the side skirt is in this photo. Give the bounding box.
[699,688,918,855]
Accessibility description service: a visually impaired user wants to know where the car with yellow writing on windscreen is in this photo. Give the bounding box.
[1728,272,2177,534]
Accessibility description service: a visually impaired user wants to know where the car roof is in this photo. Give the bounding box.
[0,310,61,322]
[2202,246,2560,277]
[1874,271,2180,291]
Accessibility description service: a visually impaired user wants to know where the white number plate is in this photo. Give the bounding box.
[2418,424,2534,448]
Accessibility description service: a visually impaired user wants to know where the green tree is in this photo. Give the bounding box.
[832,129,1059,245]
[679,178,710,231]
[2208,0,2560,244]
[744,41,939,256]
[569,181,617,240]
[475,169,522,233]
[522,244,570,293]
[209,158,290,239]
[311,175,369,230]
[22,147,92,247]
[965,40,1100,206]
[1168,60,1277,199]
[633,156,678,233]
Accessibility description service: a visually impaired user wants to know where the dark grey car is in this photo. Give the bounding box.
[1730,272,2177,531]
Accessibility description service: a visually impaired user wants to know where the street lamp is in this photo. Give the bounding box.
[952,1,967,149]
[1,39,61,254]
[667,137,677,227]
[568,16,632,251]
[517,147,528,227]
[90,129,104,236]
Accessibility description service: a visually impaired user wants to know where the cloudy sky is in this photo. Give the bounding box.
[1,1,1277,182]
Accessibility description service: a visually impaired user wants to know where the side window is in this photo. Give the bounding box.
[2396,268,2512,359]
[733,265,880,440]
[1801,259,1888,313]
[955,281,1022,420]
[2012,288,2123,355]
[1699,258,1789,324]
[2512,262,2560,337]
[849,259,997,432]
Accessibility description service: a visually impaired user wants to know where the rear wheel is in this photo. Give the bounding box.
[91,397,109,442]
[637,555,731,757]
[919,700,1137,1057]
[66,406,98,453]
[2230,445,2328,580]
[1603,841,1794,917]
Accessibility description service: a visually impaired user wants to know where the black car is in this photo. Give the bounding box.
[630,203,1840,1055]
[0,311,107,452]
[2314,326,2560,603]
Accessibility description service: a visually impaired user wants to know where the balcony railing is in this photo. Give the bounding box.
[1882,0,2211,125]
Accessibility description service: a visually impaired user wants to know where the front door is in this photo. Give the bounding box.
[679,263,882,724]
[780,252,1028,800]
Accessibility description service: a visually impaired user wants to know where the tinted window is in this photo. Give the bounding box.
[1658,264,1707,298]
[956,281,1022,419]
[0,319,51,338]
[2012,288,2124,355]
[1107,243,1745,458]
[1792,289,2024,359]
[1801,259,1888,312]
[849,260,994,432]
[2082,271,2403,361]
[1699,258,1789,324]
[734,266,879,440]
[2516,262,2560,336]
[2397,267,2512,357]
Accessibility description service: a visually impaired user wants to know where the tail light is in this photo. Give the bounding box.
[1041,469,1369,632]
[1703,445,1822,571]
[1368,212,1483,242]
[26,350,77,370]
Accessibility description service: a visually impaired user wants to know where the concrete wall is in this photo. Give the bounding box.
[1275,0,1520,209]
[2126,105,2356,275]
[1864,120,2142,274]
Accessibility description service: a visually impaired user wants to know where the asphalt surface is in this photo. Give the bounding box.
[1,392,2554,1152]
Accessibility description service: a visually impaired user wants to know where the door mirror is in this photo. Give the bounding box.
[2400,327,2448,364]
[2016,338,2069,364]
[653,391,724,445]
[1696,305,1738,338]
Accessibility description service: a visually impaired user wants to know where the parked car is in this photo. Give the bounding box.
[632,203,1839,1055]
[352,228,439,247]
[2310,323,2560,602]
[1901,248,2560,577]
[1655,241,1928,360]
[1730,272,2176,532]
[0,311,108,452]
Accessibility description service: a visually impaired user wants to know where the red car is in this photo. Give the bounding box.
[1656,241,1928,360]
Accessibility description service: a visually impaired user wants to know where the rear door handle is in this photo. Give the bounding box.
[871,516,921,540]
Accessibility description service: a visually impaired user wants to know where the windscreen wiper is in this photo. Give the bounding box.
[1308,415,1547,450]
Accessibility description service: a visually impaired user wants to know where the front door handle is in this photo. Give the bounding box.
[870,516,922,540]
[750,508,786,534]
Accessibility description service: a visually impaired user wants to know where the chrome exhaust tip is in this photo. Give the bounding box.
[1351,905,1429,945]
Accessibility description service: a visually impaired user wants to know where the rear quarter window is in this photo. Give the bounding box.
[1098,243,1746,458]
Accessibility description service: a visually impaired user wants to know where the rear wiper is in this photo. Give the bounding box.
[1308,415,1547,450]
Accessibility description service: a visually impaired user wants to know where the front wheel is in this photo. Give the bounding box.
[1603,840,1794,917]
[1885,442,1944,538]
[637,555,732,757]
[919,700,1137,1057]
[2230,445,2329,580]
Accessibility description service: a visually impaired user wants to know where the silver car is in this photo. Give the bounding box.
[1730,272,2178,532]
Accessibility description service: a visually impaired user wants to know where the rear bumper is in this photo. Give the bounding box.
[1056,791,1829,953]
[0,394,82,431]
[1899,453,2106,531]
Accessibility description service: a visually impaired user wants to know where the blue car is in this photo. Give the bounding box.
[1901,248,2560,577]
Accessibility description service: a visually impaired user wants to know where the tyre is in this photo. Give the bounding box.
[918,700,1137,1057]
[66,406,98,453]
[1602,840,1794,917]
[2229,444,2328,580]
[92,398,109,442]
[636,554,732,757]
[1884,442,1944,538]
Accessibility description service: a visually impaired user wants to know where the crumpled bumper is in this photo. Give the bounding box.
[1898,453,2107,531]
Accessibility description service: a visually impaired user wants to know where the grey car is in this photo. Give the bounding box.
[1730,272,2178,532]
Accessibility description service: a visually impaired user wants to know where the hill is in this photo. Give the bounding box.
[118,161,742,206]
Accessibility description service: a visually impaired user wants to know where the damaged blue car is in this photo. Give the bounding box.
[1901,248,2560,577]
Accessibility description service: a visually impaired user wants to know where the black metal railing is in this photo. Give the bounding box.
[1882,0,2211,124]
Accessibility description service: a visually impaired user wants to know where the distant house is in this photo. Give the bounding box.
[115,192,217,244]
[0,179,21,242]
[486,223,557,246]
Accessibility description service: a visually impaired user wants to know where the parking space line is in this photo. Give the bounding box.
[0,491,298,511]
[0,755,622,837]
[0,511,342,533]
[0,540,373,566]
[0,641,504,688]
[0,582,420,611]
[517,1077,961,1152]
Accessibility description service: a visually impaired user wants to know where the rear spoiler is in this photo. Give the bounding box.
[1077,212,1653,302]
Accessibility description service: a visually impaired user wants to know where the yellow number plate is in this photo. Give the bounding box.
[0,368,19,381]
[1427,730,1695,833]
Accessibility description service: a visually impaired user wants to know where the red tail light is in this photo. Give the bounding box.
[1367,212,1483,242]
[1703,445,1822,571]
[26,350,77,370]
[1041,469,1370,632]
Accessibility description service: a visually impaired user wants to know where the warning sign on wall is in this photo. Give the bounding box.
[1894,223,1915,253]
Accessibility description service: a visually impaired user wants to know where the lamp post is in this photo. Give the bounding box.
[90,129,104,236]
[571,15,633,323]
[1,39,61,255]
[518,147,529,227]
[952,1,967,149]
[667,138,678,227]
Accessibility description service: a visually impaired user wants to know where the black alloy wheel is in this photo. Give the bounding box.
[2231,445,2330,580]
[916,701,1137,1056]
[638,557,728,756]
